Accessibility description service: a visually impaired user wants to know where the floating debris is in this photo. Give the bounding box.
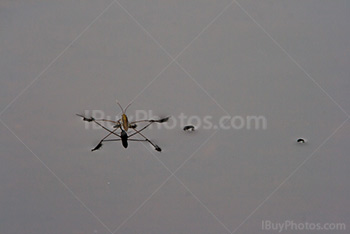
[183,125,195,132]
[296,138,306,144]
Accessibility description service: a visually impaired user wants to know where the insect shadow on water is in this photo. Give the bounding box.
[77,100,170,152]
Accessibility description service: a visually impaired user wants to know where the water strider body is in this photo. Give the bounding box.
[77,100,169,152]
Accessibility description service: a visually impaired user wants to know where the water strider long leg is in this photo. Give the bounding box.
[92,120,121,137]
[129,116,170,126]
[129,126,162,152]
[101,138,150,150]
[95,118,121,125]
[102,138,146,142]
[97,120,162,151]
[128,122,154,138]
[78,113,165,151]
[78,114,123,151]
[102,139,122,142]
[99,126,161,151]
[90,120,123,151]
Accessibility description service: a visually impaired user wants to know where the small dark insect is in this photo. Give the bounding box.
[296,138,306,144]
[183,125,195,132]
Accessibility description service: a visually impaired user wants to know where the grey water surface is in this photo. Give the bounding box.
[1,1,349,233]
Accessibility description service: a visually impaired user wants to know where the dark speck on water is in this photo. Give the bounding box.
[183,125,195,132]
[297,138,306,144]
